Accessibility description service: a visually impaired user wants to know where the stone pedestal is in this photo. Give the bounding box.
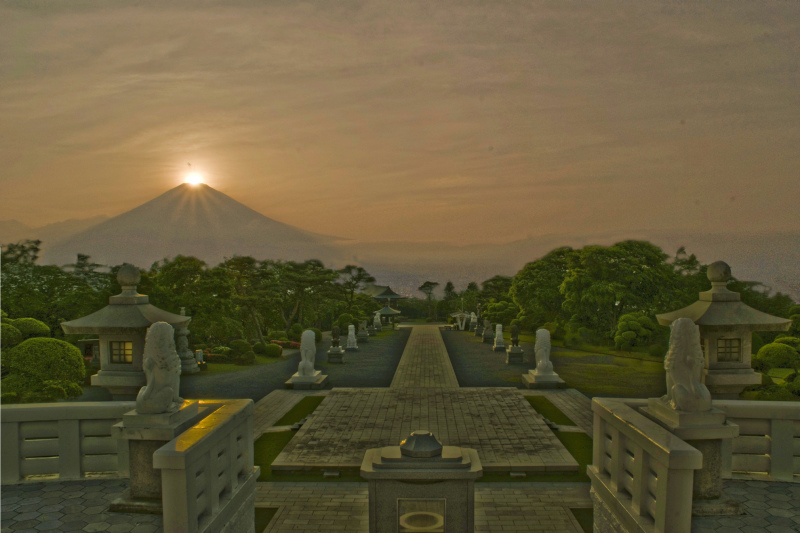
[642,398,741,510]
[521,371,566,389]
[506,346,524,364]
[358,331,369,343]
[493,338,505,352]
[482,330,494,344]
[367,326,377,336]
[286,370,328,390]
[704,369,761,399]
[361,431,482,533]
[111,401,201,513]
[328,347,344,364]
[474,325,483,337]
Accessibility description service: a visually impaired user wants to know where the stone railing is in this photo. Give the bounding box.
[154,399,259,533]
[589,398,702,533]
[715,400,800,483]
[0,402,134,484]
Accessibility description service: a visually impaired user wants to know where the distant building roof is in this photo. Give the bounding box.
[377,305,401,315]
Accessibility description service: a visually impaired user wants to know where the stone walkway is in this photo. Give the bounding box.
[524,388,594,435]
[390,325,459,388]
[0,479,161,533]
[271,387,577,472]
[256,482,591,533]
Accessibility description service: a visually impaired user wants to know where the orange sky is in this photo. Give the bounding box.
[1,0,799,244]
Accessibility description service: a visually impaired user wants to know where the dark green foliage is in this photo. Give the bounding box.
[229,339,252,355]
[253,342,268,354]
[1,323,23,348]
[232,350,256,365]
[647,344,667,358]
[10,318,50,340]
[254,431,296,481]
[483,300,519,326]
[755,343,800,372]
[310,328,322,343]
[264,343,282,358]
[751,332,765,355]
[756,385,799,401]
[786,379,800,397]
[288,323,303,341]
[337,313,354,331]
[614,313,657,350]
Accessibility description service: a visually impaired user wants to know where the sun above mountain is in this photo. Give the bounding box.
[184,172,204,185]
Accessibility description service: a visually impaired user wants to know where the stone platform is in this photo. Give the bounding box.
[271,387,578,473]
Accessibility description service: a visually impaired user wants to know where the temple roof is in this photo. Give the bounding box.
[377,305,401,315]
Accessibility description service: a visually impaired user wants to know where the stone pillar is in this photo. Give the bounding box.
[111,401,200,513]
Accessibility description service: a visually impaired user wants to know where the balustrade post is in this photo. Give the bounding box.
[58,419,82,479]
[770,419,794,482]
[1,422,21,483]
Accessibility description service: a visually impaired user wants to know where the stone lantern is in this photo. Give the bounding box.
[61,264,191,400]
[360,431,482,533]
[656,261,791,398]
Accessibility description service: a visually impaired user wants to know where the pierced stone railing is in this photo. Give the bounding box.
[589,398,702,533]
[154,399,259,533]
[0,402,134,484]
[715,400,800,483]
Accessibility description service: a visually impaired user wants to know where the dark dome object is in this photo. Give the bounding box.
[400,431,443,458]
[117,263,141,286]
[707,261,732,283]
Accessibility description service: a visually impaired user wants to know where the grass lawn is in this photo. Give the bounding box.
[571,508,593,533]
[552,350,665,398]
[191,354,284,376]
[525,396,576,426]
[273,396,325,426]
[255,507,278,532]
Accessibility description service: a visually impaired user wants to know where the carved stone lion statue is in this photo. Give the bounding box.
[662,318,712,412]
[136,322,183,414]
[510,324,520,347]
[534,328,554,375]
[297,329,317,377]
[331,325,340,347]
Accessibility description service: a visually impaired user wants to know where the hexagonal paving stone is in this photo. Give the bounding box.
[82,523,110,532]
[767,508,795,518]
[106,524,134,533]
[33,521,63,531]
[130,525,158,533]
[60,521,89,532]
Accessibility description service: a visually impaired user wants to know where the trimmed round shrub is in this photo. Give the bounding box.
[337,314,354,331]
[756,385,798,402]
[264,343,282,358]
[784,372,798,384]
[11,318,50,340]
[229,339,252,355]
[761,373,774,386]
[5,338,84,384]
[1,323,23,349]
[786,379,800,397]
[288,323,303,341]
[774,337,800,351]
[310,328,322,344]
[253,342,268,355]
[755,343,799,371]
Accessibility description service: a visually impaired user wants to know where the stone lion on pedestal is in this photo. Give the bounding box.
[297,329,317,377]
[662,318,712,412]
[136,322,183,414]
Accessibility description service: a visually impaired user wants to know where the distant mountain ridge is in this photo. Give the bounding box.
[39,183,342,267]
[0,215,109,246]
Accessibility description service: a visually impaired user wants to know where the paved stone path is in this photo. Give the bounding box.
[0,479,161,533]
[272,387,577,472]
[524,389,594,435]
[256,482,591,532]
[390,325,459,388]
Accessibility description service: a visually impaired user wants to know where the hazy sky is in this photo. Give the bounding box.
[2,0,798,244]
